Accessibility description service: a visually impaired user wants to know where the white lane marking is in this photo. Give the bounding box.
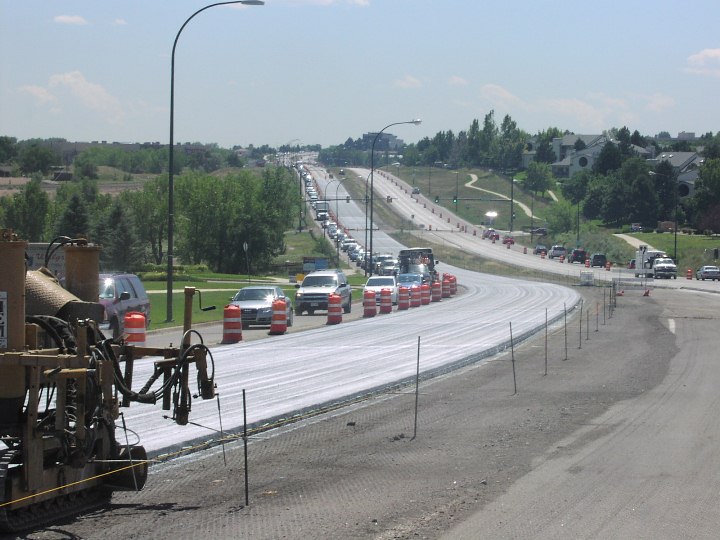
[668,318,676,334]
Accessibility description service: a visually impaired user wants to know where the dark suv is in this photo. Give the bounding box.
[590,253,607,268]
[98,273,151,338]
[568,249,587,264]
[294,269,352,315]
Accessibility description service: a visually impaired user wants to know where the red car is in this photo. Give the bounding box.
[502,236,515,245]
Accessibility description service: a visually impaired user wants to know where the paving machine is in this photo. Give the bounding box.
[0,230,216,532]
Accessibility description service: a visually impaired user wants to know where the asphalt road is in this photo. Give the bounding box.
[29,281,720,539]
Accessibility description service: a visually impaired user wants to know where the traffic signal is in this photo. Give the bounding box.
[453,195,458,204]
[434,195,440,203]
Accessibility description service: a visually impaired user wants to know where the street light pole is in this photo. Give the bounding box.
[166,0,264,322]
[454,171,459,213]
[368,119,421,276]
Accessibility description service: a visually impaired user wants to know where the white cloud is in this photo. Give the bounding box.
[48,71,125,124]
[644,93,675,112]
[19,85,57,105]
[394,75,422,89]
[685,48,720,77]
[479,84,523,107]
[539,97,607,131]
[448,75,468,86]
[114,18,127,26]
[53,15,89,25]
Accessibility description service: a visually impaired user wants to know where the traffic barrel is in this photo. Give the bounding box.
[449,275,457,295]
[221,305,242,344]
[379,288,393,314]
[363,289,377,317]
[327,293,343,324]
[420,283,431,305]
[124,312,146,346]
[687,268,693,279]
[398,286,410,310]
[269,298,287,335]
[442,277,451,298]
[605,261,611,271]
[410,285,422,307]
[585,258,590,268]
[559,254,565,263]
[523,247,527,254]
[431,281,442,302]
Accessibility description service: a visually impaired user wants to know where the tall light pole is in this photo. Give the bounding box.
[454,171,459,213]
[166,0,264,322]
[369,119,421,275]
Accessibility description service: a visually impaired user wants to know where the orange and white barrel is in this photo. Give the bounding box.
[363,289,377,317]
[398,286,410,310]
[269,298,287,335]
[420,283,431,305]
[585,258,590,268]
[442,278,451,298]
[124,312,146,346]
[449,275,457,295]
[410,285,422,307]
[687,268,693,280]
[379,288,393,314]
[605,261,612,271]
[559,255,565,263]
[221,304,243,344]
[327,293,343,325]
[431,281,442,302]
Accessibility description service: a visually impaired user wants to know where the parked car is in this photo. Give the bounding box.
[411,186,421,194]
[363,276,399,305]
[482,228,499,240]
[548,245,567,260]
[568,249,587,264]
[502,235,515,245]
[533,244,548,256]
[98,273,151,339]
[294,269,352,315]
[230,285,293,328]
[627,259,636,269]
[696,265,720,281]
[590,253,607,268]
[531,227,548,236]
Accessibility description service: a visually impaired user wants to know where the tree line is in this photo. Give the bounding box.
[0,168,300,274]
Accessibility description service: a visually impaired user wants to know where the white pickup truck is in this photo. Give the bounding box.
[652,257,678,279]
[635,246,677,279]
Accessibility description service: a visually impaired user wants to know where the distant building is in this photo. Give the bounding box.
[362,132,405,151]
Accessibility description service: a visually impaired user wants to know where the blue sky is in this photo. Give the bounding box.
[1,0,719,149]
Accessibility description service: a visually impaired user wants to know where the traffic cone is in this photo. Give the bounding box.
[643,289,650,297]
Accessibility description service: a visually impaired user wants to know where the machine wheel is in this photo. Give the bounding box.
[287,310,294,327]
[109,319,120,339]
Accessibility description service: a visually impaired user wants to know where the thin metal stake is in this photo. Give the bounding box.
[544,308,548,376]
[120,412,139,492]
[510,322,517,395]
[603,287,607,325]
[563,302,568,360]
[586,308,590,341]
[411,336,421,441]
[578,300,583,349]
[243,388,249,507]
[216,393,227,467]
[595,303,599,332]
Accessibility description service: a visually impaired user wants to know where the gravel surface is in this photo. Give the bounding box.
[17,285,673,539]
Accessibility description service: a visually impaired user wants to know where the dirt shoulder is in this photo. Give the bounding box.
[25,285,671,539]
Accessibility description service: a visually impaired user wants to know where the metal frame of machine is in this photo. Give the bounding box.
[0,230,216,533]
